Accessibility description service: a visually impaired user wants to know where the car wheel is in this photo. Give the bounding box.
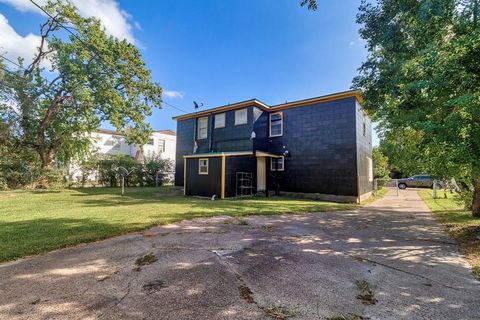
[398,183,407,190]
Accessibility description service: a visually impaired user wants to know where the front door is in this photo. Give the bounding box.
[257,157,266,191]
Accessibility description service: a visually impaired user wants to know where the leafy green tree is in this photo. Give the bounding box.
[353,0,480,216]
[0,1,162,174]
[372,147,390,180]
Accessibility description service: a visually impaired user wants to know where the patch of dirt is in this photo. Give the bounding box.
[354,279,377,305]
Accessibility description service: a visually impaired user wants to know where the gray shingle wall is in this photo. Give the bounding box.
[355,100,373,196]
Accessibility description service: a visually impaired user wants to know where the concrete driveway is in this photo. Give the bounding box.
[1,189,479,319]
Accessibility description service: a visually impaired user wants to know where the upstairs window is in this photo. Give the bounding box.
[158,139,165,152]
[197,117,208,139]
[215,113,226,128]
[235,109,248,125]
[198,158,209,175]
[270,157,285,171]
[269,112,283,137]
[147,138,154,145]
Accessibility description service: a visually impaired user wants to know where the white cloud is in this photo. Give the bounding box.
[349,41,356,46]
[0,14,45,67]
[163,90,185,99]
[0,0,137,43]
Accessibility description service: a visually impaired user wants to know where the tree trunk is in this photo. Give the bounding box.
[473,179,480,217]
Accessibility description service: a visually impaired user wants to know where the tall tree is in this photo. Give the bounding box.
[353,0,480,216]
[0,1,162,171]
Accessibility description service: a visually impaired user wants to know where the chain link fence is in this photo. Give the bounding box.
[373,178,399,196]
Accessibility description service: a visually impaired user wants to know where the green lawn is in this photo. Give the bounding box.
[0,186,358,262]
[418,189,480,279]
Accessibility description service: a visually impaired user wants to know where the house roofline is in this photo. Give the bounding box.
[172,99,269,121]
[95,128,176,136]
[172,90,363,121]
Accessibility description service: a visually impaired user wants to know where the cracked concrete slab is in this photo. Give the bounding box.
[0,189,479,319]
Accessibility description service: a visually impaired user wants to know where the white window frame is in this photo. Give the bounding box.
[148,138,154,145]
[198,158,209,175]
[197,117,208,140]
[158,139,165,153]
[269,112,283,137]
[214,113,226,129]
[234,108,248,126]
[270,156,285,171]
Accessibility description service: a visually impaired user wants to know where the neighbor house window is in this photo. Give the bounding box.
[367,156,373,182]
[214,113,226,128]
[235,109,248,125]
[270,157,284,171]
[363,122,367,137]
[198,158,209,175]
[148,138,154,145]
[105,136,121,149]
[197,117,208,139]
[158,139,165,152]
[269,112,283,137]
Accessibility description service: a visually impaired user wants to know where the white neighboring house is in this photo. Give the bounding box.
[69,128,176,182]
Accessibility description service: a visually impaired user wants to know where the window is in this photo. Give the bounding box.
[270,157,284,171]
[148,138,154,145]
[367,156,373,182]
[158,139,165,153]
[235,109,248,125]
[269,112,283,137]
[363,122,366,137]
[214,113,226,128]
[197,117,208,139]
[198,158,209,175]
[105,136,120,148]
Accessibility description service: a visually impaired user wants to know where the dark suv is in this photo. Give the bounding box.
[397,175,434,189]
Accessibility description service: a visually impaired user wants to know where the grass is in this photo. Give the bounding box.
[418,189,480,279]
[0,186,359,262]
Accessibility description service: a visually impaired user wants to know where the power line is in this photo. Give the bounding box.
[30,0,190,115]
[161,100,188,113]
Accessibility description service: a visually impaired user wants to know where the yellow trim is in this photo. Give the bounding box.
[271,90,363,111]
[172,90,363,121]
[183,158,186,195]
[183,151,253,158]
[234,108,248,126]
[197,116,208,140]
[173,99,269,121]
[269,112,283,137]
[270,156,285,171]
[221,155,226,199]
[214,113,226,129]
[255,151,283,158]
[198,158,209,175]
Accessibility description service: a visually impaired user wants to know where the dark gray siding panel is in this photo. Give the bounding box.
[185,157,222,197]
[266,97,358,196]
[175,119,195,186]
[355,100,373,196]
[225,156,256,197]
[212,106,254,152]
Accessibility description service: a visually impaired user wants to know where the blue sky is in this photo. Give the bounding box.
[0,0,379,145]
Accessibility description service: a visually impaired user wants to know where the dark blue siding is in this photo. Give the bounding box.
[265,97,358,196]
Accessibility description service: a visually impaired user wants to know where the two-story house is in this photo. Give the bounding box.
[69,129,176,181]
[173,90,372,203]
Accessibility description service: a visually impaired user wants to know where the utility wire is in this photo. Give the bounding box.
[28,0,190,115]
